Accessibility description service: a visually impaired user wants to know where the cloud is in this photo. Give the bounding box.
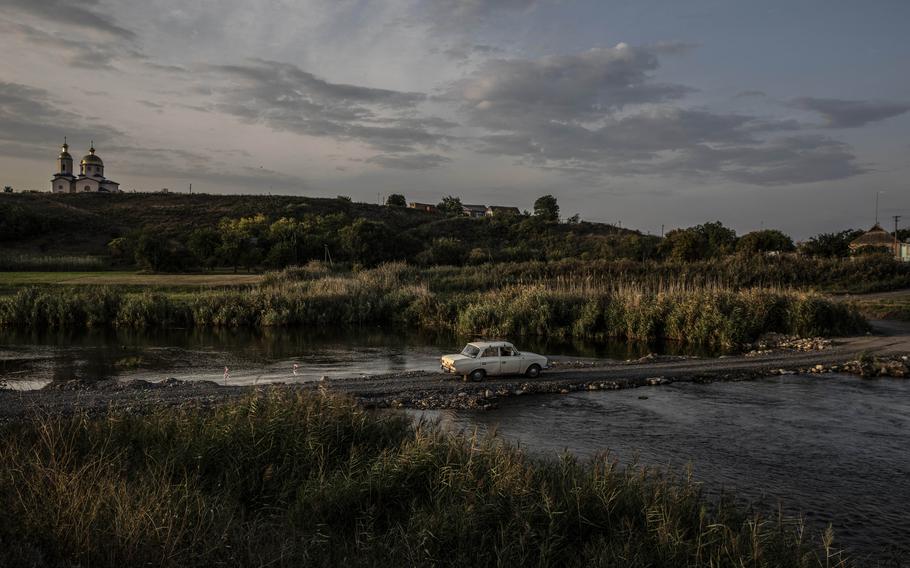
[446,44,870,185]
[791,97,910,128]
[630,135,869,186]
[0,82,123,152]
[0,0,148,71]
[366,153,452,170]
[205,59,455,159]
[451,43,696,128]
[418,0,539,25]
[108,145,308,192]
[2,0,135,39]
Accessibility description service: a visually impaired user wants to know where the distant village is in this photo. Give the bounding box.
[408,202,520,218]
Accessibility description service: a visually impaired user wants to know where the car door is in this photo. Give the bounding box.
[477,346,503,375]
[499,345,523,374]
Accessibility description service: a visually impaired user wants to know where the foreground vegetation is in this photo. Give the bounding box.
[0,262,866,347]
[0,391,849,567]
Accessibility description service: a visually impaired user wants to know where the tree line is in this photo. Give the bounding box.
[99,194,896,272]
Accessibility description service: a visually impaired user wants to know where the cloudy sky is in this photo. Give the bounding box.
[1,0,908,238]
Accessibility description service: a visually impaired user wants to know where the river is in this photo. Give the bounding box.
[1,329,907,563]
[413,374,910,565]
[0,327,718,390]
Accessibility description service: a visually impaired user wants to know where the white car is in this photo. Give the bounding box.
[440,341,549,381]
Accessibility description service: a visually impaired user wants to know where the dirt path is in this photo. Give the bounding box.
[2,320,907,421]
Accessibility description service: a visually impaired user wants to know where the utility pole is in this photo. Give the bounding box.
[189,183,192,194]
[894,215,902,254]
[875,191,884,225]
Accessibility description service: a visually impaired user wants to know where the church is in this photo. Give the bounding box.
[51,139,121,193]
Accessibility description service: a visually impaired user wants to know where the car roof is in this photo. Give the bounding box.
[467,341,514,349]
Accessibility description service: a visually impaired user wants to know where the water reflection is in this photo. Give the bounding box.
[0,327,721,389]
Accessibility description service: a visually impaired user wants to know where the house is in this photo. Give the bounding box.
[485,205,520,217]
[409,202,436,213]
[849,223,910,261]
[462,204,487,218]
[899,242,910,262]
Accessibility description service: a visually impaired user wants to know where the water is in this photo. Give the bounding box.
[5,330,904,561]
[414,374,910,564]
[0,327,717,390]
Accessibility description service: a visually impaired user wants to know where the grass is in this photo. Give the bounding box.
[0,254,107,272]
[0,263,867,347]
[0,390,850,567]
[845,293,910,321]
[0,271,264,288]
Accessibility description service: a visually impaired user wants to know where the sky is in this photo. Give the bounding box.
[1,0,908,239]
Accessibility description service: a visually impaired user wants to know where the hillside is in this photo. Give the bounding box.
[0,192,638,267]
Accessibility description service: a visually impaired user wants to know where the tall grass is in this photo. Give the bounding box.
[0,263,867,346]
[420,256,910,294]
[0,390,850,567]
[0,253,107,271]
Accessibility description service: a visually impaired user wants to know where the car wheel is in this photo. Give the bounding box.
[469,369,486,382]
[525,364,541,378]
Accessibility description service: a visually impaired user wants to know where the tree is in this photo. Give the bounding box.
[385,194,407,207]
[800,230,863,258]
[660,228,705,262]
[2,186,12,193]
[107,236,134,267]
[217,214,268,272]
[187,227,221,270]
[134,232,188,272]
[533,195,559,222]
[658,221,737,261]
[437,195,463,217]
[737,229,795,255]
[339,219,397,266]
[416,237,465,266]
[698,221,737,257]
[266,217,304,267]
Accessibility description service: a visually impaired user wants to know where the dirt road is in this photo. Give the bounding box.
[2,320,907,421]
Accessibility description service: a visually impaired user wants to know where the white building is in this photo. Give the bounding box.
[51,139,120,193]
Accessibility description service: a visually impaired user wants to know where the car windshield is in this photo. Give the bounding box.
[461,345,481,358]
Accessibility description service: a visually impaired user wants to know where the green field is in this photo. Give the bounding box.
[0,271,263,288]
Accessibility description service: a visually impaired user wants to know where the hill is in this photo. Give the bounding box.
[0,192,641,268]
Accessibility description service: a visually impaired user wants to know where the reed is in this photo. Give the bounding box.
[0,390,850,567]
[0,262,867,346]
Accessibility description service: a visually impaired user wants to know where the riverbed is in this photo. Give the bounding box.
[412,373,910,564]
